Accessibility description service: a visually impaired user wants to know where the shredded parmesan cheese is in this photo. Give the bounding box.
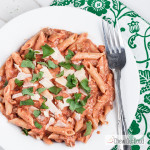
[57,97,70,110]
[75,113,81,121]
[45,117,55,129]
[14,64,22,72]
[40,66,53,80]
[55,77,67,87]
[43,110,49,117]
[51,47,65,62]
[74,68,86,82]
[66,87,78,94]
[39,78,54,88]
[23,82,38,88]
[45,99,62,115]
[31,93,40,101]
[12,93,23,99]
[55,120,67,127]
[17,72,31,80]
[61,67,75,77]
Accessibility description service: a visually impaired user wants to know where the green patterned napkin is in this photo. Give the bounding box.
[50,1,150,149]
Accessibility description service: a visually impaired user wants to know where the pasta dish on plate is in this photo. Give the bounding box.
[0,28,115,146]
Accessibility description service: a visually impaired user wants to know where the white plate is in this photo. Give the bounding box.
[0,6,140,150]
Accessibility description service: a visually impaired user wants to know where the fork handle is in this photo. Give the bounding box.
[113,69,131,150]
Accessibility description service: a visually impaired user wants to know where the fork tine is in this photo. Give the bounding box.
[102,20,111,54]
[115,21,125,52]
[107,22,118,54]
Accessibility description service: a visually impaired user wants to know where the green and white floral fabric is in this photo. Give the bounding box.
[50,1,150,149]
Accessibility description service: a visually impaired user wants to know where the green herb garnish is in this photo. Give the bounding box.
[66,74,78,89]
[33,110,41,118]
[58,62,72,69]
[15,79,24,87]
[80,78,91,93]
[80,95,90,106]
[31,71,43,83]
[56,70,64,78]
[20,99,34,106]
[25,48,35,61]
[55,96,63,100]
[21,59,35,69]
[22,87,34,96]
[40,102,49,109]
[37,62,49,68]
[65,50,74,63]
[3,80,8,87]
[84,121,92,136]
[48,60,58,69]
[41,44,54,58]
[72,64,84,70]
[34,121,42,129]
[22,128,30,136]
[37,88,46,94]
[49,86,62,95]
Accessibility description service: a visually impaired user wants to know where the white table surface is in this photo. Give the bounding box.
[0,0,150,29]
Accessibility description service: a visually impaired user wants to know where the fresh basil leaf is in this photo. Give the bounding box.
[42,96,47,101]
[72,64,84,70]
[65,50,74,63]
[49,86,62,95]
[31,71,43,83]
[3,80,8,87]
[76,107,85,114]
[20,99,34,106]
[40,102,49,109]
[56,70,64,78]
[25,49,35,61]
[84,121,92,136]
[74,93,81,102]
[37,62,49,68]
[22,128,30,136]
[37,88,46,94]
[66,98,85,114]
[59,62,72,69]
[80,78,91,93]
[66,99,76,111]
[42,44,54,58]
[66,74,78,89]
[33,110,41,118]
[55,96,63,100]
[80,95,90,106]
[22,87,34,96]
[34,121,42,129]
[21,59,35,69]
[48,60,58,69]
[15,79,24,87]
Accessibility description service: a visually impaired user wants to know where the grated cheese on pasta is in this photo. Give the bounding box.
[51,47,65,62]
[12,93,23,99]
[55,76,67,87]
[74,68,86,82]
[16,72,31,80]
[39,78,54,88]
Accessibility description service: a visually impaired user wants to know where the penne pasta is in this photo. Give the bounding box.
[17,108,34,126]
[9,118,31,129]
[57,33,78,51]
[21,32,39,50]
[83,61,106,93]
[47,126,75,136]
[71,52,103,60]
[34,31,47,50]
